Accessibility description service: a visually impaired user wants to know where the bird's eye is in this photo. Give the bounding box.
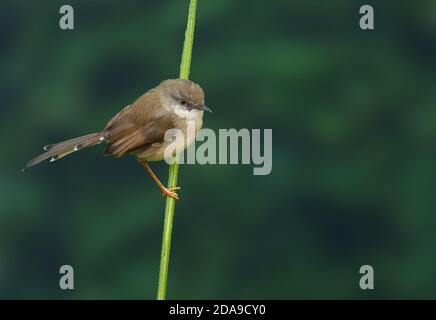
[180,100,187,105]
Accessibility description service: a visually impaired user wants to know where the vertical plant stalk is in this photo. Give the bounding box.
[157,0,198,300]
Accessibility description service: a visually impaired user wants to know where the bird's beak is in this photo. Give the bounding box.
[196,104,213,113]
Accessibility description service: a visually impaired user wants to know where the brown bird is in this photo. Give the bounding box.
[23,79,211,200]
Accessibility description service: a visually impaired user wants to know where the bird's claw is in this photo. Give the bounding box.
[162,187,181,200]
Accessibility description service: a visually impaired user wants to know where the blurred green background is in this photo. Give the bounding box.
[1,0,436,299]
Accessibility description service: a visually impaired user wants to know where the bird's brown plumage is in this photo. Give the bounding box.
[103,89,174,157]
[23,79,206,170]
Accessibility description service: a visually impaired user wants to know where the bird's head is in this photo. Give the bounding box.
[159,79,212,113]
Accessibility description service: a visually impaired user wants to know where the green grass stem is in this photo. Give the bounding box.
[156,0,198,300]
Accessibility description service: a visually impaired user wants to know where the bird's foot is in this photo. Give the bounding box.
[162,186,181,200]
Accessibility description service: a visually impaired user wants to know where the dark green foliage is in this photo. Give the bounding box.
[0,0,435,299]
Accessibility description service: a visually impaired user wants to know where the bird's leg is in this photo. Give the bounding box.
[141,161,180,200]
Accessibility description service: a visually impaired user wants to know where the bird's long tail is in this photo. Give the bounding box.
[23,132,105,171]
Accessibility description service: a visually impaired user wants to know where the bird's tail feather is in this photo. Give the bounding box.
[23,132,105,171]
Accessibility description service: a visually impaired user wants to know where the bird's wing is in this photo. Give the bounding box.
[103,90,175,157]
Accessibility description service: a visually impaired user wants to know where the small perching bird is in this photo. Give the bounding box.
[23,79,212,200]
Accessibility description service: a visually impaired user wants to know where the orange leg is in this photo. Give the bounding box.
[141,161,180,200]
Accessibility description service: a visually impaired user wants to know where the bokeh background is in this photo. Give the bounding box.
[1,0,435,299]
